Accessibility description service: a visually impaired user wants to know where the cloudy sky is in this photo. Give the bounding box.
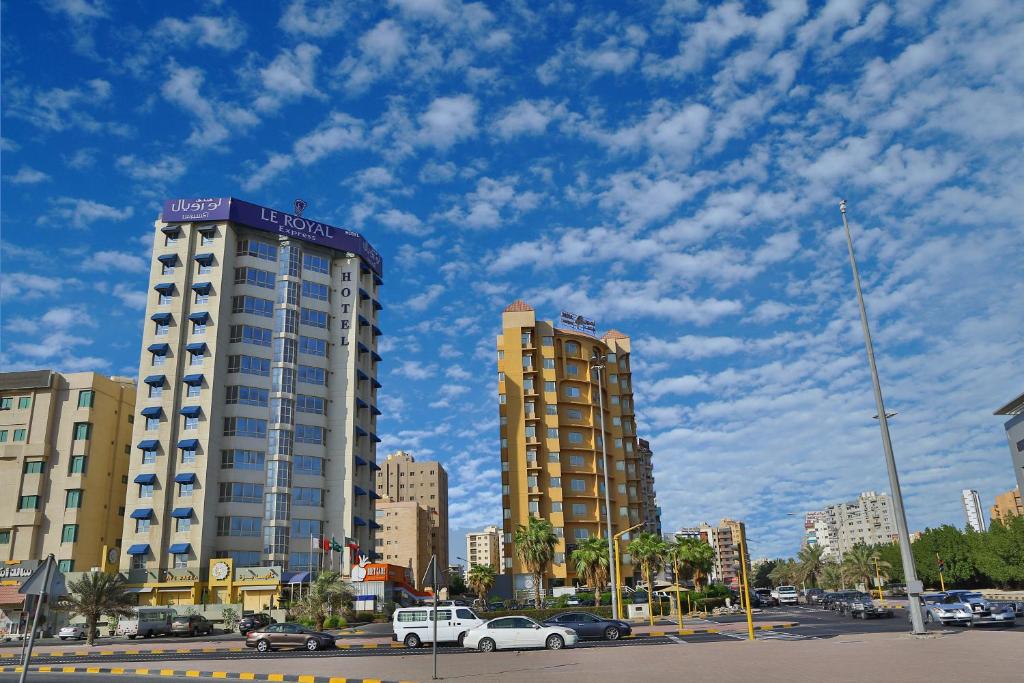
[2,0,1022,562]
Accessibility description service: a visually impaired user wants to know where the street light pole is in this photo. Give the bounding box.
[838,200,926,635]
[590,352,618,621]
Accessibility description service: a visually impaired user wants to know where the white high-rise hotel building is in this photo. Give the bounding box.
[120,198,383,588]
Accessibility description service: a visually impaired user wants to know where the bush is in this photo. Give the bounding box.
[694,597,726,611]
[323,616,340,629]
[220,608,240,631]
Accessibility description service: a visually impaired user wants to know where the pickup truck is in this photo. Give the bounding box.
[772,585,799,606]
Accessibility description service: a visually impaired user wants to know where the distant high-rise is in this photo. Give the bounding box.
[466,525,503,572]
[989,487,1023,525]
[637,438,661,536]
[374,499,433,588]
[698,519,749,589]
[994,391,1024,495]
[803,491,897,560]
[961,489,985,532]
[375,451,448,566]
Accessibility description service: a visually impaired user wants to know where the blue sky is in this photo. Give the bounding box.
[2,0,1022,562]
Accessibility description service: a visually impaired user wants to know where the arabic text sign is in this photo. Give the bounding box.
[560,310,596,334]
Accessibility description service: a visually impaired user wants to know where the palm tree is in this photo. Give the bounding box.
[466,564,497,606]
[769,558,799,586]
[797,545,826,587]
[513,516,557,608]
[56,572,136,646]
[570,536,609,606]
[628,532,668,624]
[291,570,353,630]
[842,545,890,591]
[820,561,845,590]
[680,538,715,591]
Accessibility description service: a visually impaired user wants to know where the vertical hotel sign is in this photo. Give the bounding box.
[559,310,596,334]
[162,197,383,275]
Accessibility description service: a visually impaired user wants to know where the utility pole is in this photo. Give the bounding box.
[591,351,618,621]
[838,200,926,635]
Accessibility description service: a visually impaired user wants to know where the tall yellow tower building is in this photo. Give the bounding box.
[498,301,648,594]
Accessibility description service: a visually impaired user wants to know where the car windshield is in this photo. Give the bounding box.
[172,616,190,623]
[960,592,983,601]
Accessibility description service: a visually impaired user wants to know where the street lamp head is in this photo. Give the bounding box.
[839,199,847,213]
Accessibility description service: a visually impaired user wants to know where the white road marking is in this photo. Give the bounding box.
[666,635,686,644]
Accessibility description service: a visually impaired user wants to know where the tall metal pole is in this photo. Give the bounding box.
[20,554,54,683]
[738,534,755,641]
[838,200,926,635]
[592,356,618,621]
[431,555,438,680]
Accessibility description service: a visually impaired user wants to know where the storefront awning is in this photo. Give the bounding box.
[0,585,27,606]
[125,587,153,594]
[238,585,278,591]
[127,544,150,555]
[283,571,310,585]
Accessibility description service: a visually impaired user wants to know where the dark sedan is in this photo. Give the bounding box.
[239,613,275,636]
[245,623,336,652]
[543,612,632,640]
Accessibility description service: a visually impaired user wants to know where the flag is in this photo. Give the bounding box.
[331,537,344,552]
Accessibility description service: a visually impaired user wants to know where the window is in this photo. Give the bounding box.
[564,386,581,398]
[542,336,553,346]
[298,336,327,357]
[217,516,261,537]
[293,487,324,507]
[293,455,324,475]
[566,341,579,354]
[0,530,10,544]
[294,424,324,444]
[297,365,326,385]
[234,266,275,289]
[521,332,532,346]
[567,364,579,377]
[554,552,565,565]
[180,448,197,464]
[73,422,91,440]
[77,390,94,408]
[178,482,194,497]
[230,324,273,347]
[133,515,151,532]
[61,524,79,543]
[146,416,160,431]
[192,319,207,335]
[200,229,215,246]
[173,553,189,568]
[218,482,264,503]
[161,262,174,275]
[237,239,277,261]
[571,479,586,491]
[572,503,586,516]
[569,454,585,466]
[568,432,584,445]
[175,516,191,532]
[186,383,201,398]
[221,449,265,470]
[0,397,10,410]
[302,281,329,301]
[524,378,535,392]
[149,383,163,398]
[232,295,273,317]
[227,354,271,376]
[24,459,45,473]
[550,477,561,488]
[300,307,329,328]
[0,430,6,442]
[155,319,169,335]
[223,417,267,438]
[543,358,555,369]
[152,351,166,367]
[296,394,325,414]
[141,449,157,464]
[499,394,506,405]
[619,506,628,517]
[65,489,83,508]
[195,290,210,305]
[19,495,40,510]
[574,528,589,540]
[13,429,27,442]
[548,451,560,462]
[303,253,330,274]
[183,415,199,430]
[189,349,204,366]
[139,483,154,498]
[528,500,539,514]
[547,428,558,439]
[226,385,270,407]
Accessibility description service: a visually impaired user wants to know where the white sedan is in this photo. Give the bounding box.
[463,616,578,652]
[58,625,87,640]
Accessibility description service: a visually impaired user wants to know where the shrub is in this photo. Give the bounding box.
[694,597,726,611]
[324,616,340,629]
[220,608,240,631]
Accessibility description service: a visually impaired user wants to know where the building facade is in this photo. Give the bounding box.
[994,391,1024,496]
[637,438,661,536]
[498,302,652,592]
[804,491,897,561]
[803,511,840,560]
[698,519,749,589]
[990,487,1023,525]
[374,451,448,569]
[119,197,383,606]
[373,500,432,589]
[961,489,985,532]
[466,525,503,572]
[1,370,135,571]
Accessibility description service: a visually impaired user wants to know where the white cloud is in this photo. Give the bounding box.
[376,209,430,236]
[340,20,409,92]
[637,335,746,359]
[492,99,565,139]
[80,250,148,273]
[417,95,478,149]
[402,284,446,311]
[419,160,457,183]
[244,112,365,190]
[4,167,50,184]
[153,14,248,50]
[116,155,187,183]
[37,197,133,229]
[161,63,259,147]
[393,360,440,380]
[443,176,542,230]
[111,282,147,308]
[279,0,347,36]
[254,43,323,112]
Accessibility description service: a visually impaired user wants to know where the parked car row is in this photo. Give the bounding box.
[916,591,1017,628]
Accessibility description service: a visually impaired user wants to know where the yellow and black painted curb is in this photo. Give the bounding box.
[1,643,408,659]
[0,664,415,683]
[625,621,800,637]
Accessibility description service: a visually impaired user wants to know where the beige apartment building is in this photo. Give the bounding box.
[699,518,750,590]
[466,524,503,572]
[0,370,135,572]
[375,451,448,569]
[990,487,1023,524]
[498,301,652,593]
[373,500,433,588]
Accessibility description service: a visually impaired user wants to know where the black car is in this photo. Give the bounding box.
[239,613,275,636]
[543,612,632,640]
[804,588,826,604]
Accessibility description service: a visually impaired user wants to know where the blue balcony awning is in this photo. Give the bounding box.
[177,438,200,449]
[360,261,370,273]
[191,281,212,294]
[372,325,382,337]
[373,300,382,311]
[188,312,209,323]
[356,397,368,408]
[370,521,383,530]
[369,490,381,500]
[140,406,162,418]
[150,312,172,324]
[354,455,367,466]
[170,507,193,519]
[353,516,367,527]
[371,405,381,416]
[129,508,153,520]
[357,342,369,353]
[180,406,201,418]
[371,351,382,362]
[143,375,165,386]
[371,378,382,389]
[174,472,197,484]
[373,273,383,286]
[354,426,367,437]
[153,282,175,294]
[148,343,170,355]
[156,254,178,265]
[182,374,204,386]
[197,225,216,234]
[353,485,367,496]
[358,315,369,326]
[168,543,191,554]
[160,225,181,235]
[126,544,150,556]
[185,342,206,353]
[194,253,214,265]
[356,369,368,381]
[370,461,381,471]
[370,432,381,443]
[359,288,370,300]
[134,473,156,485]
[136,439,159,450]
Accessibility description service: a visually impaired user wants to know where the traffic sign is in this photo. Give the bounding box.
[18,556,66,597]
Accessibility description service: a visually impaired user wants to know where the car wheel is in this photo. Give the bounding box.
[305,638,321,651]
[127,635,136,640]
[256,639,271,653]
[404,633,421,648]
[546,634,565,650]
[457,632,467,647]
[926,613,934,624]
[478,638,496,653]
[604,626,620,641]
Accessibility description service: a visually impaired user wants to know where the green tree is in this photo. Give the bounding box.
[290,570,353,630]
[872,542,905,584]
[972,515,1024,587]
[466,564,497,606]
[769,559,799,586]
[448,571,467,597]
[513,516,557,607]
[752,559,779,588]
[797,545,826,587]
[570,537,609,606]
[819,561,845,590]
[628,532,668,621]
[842,545,890,591]
[56,572,136,646]
[678,538,715,591]
[910,524,981,589]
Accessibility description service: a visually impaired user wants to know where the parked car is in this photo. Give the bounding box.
[836,592,872,614]
[244,623,336,652]
[772,585,799,606]
[823,591,858,611]
[58,625,88,640]
[463,616,578,652]
[543,612,631,640]
[943,591,1017,626]
[487,602,506,612]
[754,588,777,607]
[393,605,486,647]
[238,613,275,636]
[886,584,907,597]
[116,607,176,639]
[847,595,894,619]
[171,614,214,637]
[804,588,826,604]
[918,593,973,626]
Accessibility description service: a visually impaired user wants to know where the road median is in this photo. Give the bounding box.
[0,664,415,682]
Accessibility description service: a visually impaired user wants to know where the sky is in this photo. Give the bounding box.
[1,0,1022,563]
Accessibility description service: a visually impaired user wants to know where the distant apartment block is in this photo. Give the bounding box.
[374,499,433,588]
[375,451,449,568]
[990,487,1023,525]
[637,438,661,536]
[804,491,897,560]
[961,489,985,532]
[698,519,749,590]
[466,525,503,573]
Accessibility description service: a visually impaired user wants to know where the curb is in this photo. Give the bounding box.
[2,643,405,659]
[0,664,415,682]
[625,622,800,637]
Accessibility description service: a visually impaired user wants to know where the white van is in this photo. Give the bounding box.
[392,606,485,648]
[772,586,799,606]
[117,607,176,639]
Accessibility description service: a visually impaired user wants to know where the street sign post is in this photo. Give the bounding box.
[17,554,62,683]
[421,555,442,680]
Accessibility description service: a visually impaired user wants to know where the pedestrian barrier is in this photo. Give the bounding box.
[0,665,415,683]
